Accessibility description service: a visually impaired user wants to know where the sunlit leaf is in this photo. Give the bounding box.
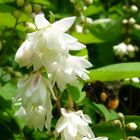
[89,62,140,81]
[71,32,103,44]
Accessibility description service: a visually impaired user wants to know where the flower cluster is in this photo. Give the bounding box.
[14,13,92,133]
[14,13,108,140]
[15,73,54,130]
[15,14,92,91]
[113,42,138,59]
[55,108,108,140]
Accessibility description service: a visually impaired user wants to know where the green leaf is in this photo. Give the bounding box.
[92,121,123,140]
[0,83,16,100]
[87,18,122,42]
[67,84,85,103]
[125,115,140,137]
[0,3,15,28]
[93,115,140,139]
[71,32,103,44]
[93,103,118,121]
[89,62,140,81]
[85,5,104,16]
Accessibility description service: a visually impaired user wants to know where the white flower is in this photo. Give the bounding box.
[15,14,85,69]
[14,72,55,130]
[48,54,92,91]
[113,42,128,58]
[15,14,92,91]
[55,108,95,140]
[16,105,51,131]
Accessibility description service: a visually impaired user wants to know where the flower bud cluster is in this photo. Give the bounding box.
[122,4,139,31]
[113,42,138,59]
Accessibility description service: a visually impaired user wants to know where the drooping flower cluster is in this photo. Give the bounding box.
[14,13,92,132]
[15,73,55,130]
[113,42,138,59]
[15,14,92,91]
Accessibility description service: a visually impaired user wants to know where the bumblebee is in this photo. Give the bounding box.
[82,81,119,110]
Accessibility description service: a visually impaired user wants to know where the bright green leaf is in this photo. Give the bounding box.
[89,62,140,81]
[71,32,103,44]
[93,103,118,121]
[87,18,122,42]
[0,83,16,100]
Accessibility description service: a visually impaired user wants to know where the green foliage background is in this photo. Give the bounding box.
[0,0,140,139]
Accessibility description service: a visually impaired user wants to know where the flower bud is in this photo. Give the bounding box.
[131,77,140,83]
[85,0,93,5]
[127,122,137,131]
[122,19,128,24]
[130,5,138,12]
[12,10,21,18]
[118,112,124,119]
[33,4,42,13]
[16,0,24,7]
[86,17,93,24]
[75,24,83,33]
[25,22,36,32]
[134,24,140,30]
[127,136,140,140]
[24,4,32,14]
[113,120,122,128]
[123,5,127,10]
[128,17,136,25]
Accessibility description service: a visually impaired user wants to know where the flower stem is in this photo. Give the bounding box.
[53,86,61,114]
[121,118,127,140]
[68,91,74,110]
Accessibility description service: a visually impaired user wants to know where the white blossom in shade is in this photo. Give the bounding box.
[55,108,95,140]
[16,105,49,131]
[113,42,128,58]
[14,72,55,130]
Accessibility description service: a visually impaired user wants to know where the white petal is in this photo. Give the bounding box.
[82,114,92,124]
[52,17,76,32]
[35,14,50,29]
[67,41,86,51]
[63,33,77,43]
[15,106,26,116]
[93,137,108,140]
[86,126,95,138]
[61,108,72,117]
[31,73,41,92]
[56,117,68,132]
[67,122,78,137]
